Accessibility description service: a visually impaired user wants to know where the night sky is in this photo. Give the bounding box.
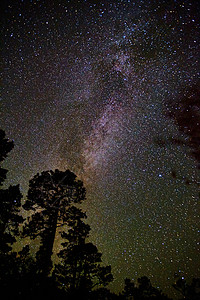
[1,0,200,298]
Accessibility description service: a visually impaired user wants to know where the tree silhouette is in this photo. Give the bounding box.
[90,287,119,300]
[0,129,13,185]
[0,129,24,295]
[121,276,172,300]
[54,205,113,298]
[122,278,135,298]
[23,169,86,276]
[0,129,23,254]
[22,169,113,298]
[173,277,200,300]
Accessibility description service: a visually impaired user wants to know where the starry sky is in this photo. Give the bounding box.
[1,0,200,298]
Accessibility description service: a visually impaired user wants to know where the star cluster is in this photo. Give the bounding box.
[1,0,199,298]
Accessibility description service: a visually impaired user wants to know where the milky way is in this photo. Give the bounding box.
[82,98,129,182]
[1,0,200,298]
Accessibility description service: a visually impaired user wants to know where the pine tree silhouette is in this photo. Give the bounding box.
[23,169,86,276]
[0,129,23,296]
[54,205,113,298]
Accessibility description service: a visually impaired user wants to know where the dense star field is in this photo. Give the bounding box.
[1,0,199,298]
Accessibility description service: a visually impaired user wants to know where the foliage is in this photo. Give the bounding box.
[22,168,113,298]
[0,129,23,256]
[173,277,200,300]
[121,276,172,300]
[54,205,113,297]
[0,129,25,297]
[23,169,86,275]
[0,129,14,185]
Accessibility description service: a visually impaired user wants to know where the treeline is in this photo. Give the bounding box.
[0,128,199,300]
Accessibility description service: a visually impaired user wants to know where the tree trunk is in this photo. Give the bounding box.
[36,197,60,276]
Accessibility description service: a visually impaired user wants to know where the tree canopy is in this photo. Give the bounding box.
[23,169,86,275]
[0,129,23,254]
[22,168,113,298]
